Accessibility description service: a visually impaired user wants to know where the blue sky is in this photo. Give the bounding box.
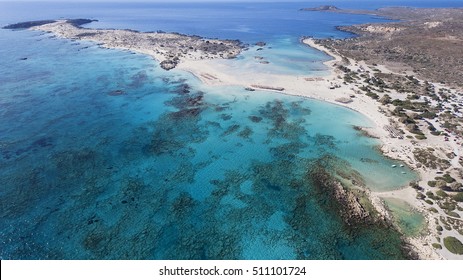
[0,0,319,2]
[0,0,327,2]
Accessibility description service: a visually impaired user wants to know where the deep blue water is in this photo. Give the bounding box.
[0,1,456,259]
[1,1,462,41]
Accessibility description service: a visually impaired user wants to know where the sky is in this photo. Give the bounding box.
[0,0,319,2]
[0,0,325,2]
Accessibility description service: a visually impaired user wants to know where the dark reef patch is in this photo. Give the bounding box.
[221,124,241,137]
[146,84,209,156]
[313,133,338,150]
[237,126,253,139]
[248,115,263,123]
[258,99,308,141]
[108,90,125,96]
[128,71,148,88]
[165,91,204,109]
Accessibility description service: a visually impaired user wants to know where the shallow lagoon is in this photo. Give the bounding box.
[383,198,426,237]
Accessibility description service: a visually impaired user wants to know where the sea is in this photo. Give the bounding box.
[0,1,458,260]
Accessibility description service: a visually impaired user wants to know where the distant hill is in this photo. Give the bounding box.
[3,20,56,29]
[300,5,341,12]
[3,19,96,30]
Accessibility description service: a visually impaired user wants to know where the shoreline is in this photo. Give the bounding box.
[8,19,462,259]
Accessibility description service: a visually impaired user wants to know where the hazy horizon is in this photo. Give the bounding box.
[0,0,320,2]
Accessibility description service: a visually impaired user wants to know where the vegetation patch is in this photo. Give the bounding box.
[413,148,450,170]
[443,237,463,255]
[436,190,448,198]
[446,211,461,218]
[453,192,463,202]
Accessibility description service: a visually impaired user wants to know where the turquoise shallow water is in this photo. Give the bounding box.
[383,198,426,237]
[0,29,414,259]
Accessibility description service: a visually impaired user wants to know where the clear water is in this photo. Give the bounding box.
[383,198,426,237]
[0,1,454,259]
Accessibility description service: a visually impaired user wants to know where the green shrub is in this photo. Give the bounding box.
[443,237,463,255]
[432,243,442,249]
[428,181,437,187]
[453,192,463,202]
[366,92,379,99]
[426,191,435,199]
[429,207,438,213]
[436,225,443,231]
[442,174,455,183]
[421,111,437,119]
[439,201,456,211]
[447,212,461,218]
[425,199,434,205]
[436,190,448,198]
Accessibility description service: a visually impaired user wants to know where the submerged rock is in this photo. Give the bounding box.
[248,115,263,123]
[108,89,125,96]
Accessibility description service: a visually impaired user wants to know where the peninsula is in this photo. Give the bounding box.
[4,19,243,70]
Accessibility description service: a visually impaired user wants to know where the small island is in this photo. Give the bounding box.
[300,5,341,12]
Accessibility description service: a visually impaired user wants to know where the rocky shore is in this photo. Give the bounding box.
[4,19,243,70]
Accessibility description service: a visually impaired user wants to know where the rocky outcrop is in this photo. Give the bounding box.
[331,181,370,226]
[310,165,372,226]
[305,155,395,229]
[160,60,178,70]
